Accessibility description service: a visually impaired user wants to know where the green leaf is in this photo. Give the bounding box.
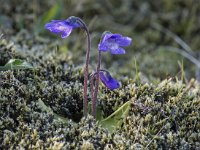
[99,101,131,133]
[38,99,54,114]
[35,1,63,34]
[38,99,71,125]
[0,59,33,71]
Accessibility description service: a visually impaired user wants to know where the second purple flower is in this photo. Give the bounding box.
[98,32,132,54]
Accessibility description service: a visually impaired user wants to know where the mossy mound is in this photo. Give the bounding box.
[0,37,200,149]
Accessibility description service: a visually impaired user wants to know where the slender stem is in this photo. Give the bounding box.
[90,74,95,104]
[92,51,102,117]
[77,18,91,117]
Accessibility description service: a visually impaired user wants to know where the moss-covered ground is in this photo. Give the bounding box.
[0,0,200,149]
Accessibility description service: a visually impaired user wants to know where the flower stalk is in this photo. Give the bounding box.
[75,18,91,117]
[92,51,101,117]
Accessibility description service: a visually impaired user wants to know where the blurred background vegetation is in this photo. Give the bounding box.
[0,0,200,83]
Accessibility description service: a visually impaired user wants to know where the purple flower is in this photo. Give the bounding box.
[98,32,132,54]
[45,16,83,38]
[99,70,120,90]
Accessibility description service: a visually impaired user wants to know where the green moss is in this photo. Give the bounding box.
[0,39,15,65]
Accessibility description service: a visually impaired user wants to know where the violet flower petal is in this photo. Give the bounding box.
[99,71,120,90]
[98,32,132,54]
[61,28,73,38]
[98,40,119,52]
[45,16,83,38]
[45,20,67,33]
[101,33,113,43]
[98,42,110,52]
[115,37,132,46]
[111,47,126,54]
